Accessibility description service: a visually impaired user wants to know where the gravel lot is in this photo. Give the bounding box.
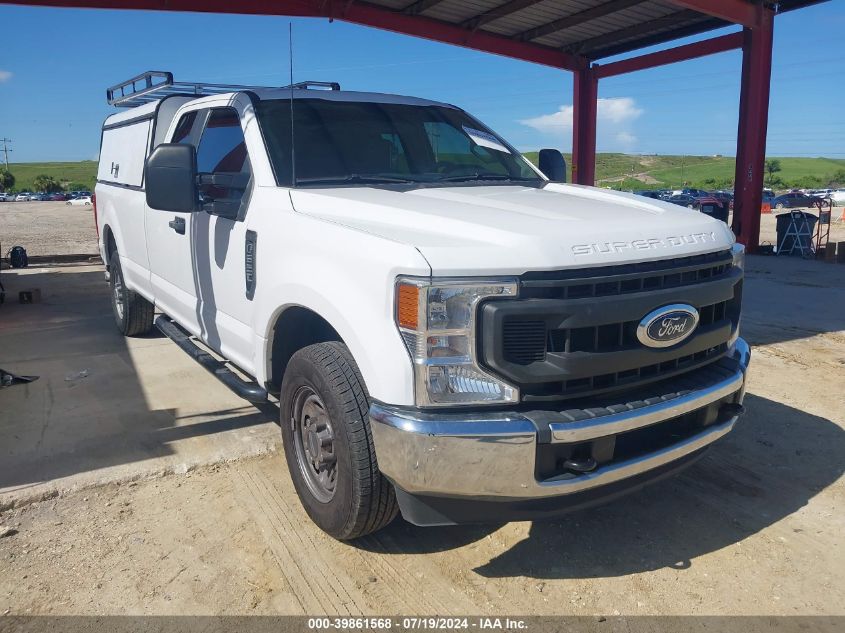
[1,201,99,257]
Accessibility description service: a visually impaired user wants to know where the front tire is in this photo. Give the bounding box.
[109,248,154,336]
[280,341,398,539]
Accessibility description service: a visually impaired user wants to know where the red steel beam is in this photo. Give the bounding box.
[572,66,598,186]
[593,31,743,78]
[665,0,760,29]
[1,0,583,70]
[732,9,774,253]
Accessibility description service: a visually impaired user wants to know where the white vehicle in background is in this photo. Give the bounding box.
[67,195,92,206]
[830,189,845,205]
[0,193,12,202]
[96,71,750,539]
[15,192,32,201]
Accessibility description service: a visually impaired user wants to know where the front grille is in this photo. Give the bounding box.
[556,343,727,396]
[502,320,546,364]
[481,250,742,403]
[505,299,729,360]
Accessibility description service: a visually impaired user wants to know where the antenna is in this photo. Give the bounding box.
[289,22,296,188]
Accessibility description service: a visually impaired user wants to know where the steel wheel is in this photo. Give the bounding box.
[111,266,125,320]
[291,385,337,503]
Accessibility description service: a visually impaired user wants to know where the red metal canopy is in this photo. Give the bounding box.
[2,0,829,251]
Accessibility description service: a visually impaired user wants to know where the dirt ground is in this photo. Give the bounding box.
[1,202,99,257]
[1,209,844,617]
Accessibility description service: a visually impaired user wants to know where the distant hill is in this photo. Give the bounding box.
[4,161,98,192]
[4,155,845,193]
[522,152,845,191]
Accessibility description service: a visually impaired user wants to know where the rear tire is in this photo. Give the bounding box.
[280,341,398,540]
[109,248,154,336]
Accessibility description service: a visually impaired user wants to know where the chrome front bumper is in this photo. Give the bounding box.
[370,338,750,502]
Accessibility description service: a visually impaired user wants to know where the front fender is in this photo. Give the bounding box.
[250,212,431,407]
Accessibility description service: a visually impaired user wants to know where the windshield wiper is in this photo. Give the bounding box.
[434,173,539,183]
[295,174,420,185]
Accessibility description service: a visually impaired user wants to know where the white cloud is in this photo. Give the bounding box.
[520,104,576,134]
[598,97,643,124]
[0,70,11,83]
[519,97,643,151]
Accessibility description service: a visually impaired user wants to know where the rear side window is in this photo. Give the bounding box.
[171,111,197,144]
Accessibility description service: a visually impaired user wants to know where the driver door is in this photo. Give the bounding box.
[190,106,256,372]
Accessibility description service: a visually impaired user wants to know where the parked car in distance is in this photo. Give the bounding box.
[667,194,697,207]
[47,192,69,201]
[667,194,727,222]
[634,190,663,199]
[772,191,817,209]
[695,195,729,223]
[0,193,12,202]
[807,189,832,198]
[830,189,845,205]
[712,191,734,210]
[67,195,92,206]
[15,192,33,201]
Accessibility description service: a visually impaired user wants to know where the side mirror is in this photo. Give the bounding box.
[145,143,198,212]
[539,149,567,183]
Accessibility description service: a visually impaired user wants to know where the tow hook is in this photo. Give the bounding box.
[563,456,598,474]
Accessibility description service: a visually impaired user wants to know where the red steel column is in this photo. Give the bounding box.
[572,66,598,186]
[732,9,774,252]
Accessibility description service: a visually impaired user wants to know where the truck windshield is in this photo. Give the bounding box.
[255,98,542,187]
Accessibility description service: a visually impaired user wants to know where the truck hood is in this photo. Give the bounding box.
[290,183,735,276]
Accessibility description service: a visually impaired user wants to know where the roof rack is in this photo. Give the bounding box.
[106,71,340,107]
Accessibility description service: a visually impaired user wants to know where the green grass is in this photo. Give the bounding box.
[3,161,97,192]
[3,154,844,194]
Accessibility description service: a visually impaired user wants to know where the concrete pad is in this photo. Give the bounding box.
[0,263,280,507]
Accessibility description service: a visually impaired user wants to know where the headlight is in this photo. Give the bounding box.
[731,242,745,271]
[395,277,519,406]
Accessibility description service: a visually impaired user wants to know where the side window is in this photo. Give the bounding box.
[171,111,197,144]
[195,108,252,219]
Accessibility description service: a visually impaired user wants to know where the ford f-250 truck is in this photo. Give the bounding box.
[96,71,749,540]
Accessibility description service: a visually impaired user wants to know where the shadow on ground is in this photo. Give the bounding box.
[0,265,274,495]
[361,392,844,577]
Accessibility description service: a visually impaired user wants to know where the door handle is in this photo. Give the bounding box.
[168,217,186,235]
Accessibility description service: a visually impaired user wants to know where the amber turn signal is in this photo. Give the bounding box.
[396,283,420,330]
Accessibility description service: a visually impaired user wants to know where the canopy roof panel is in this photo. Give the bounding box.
[3,0,826,70]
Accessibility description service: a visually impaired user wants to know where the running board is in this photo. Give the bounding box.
[154,316,268,403]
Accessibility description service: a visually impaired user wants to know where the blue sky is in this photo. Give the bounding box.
[0,2,842,163]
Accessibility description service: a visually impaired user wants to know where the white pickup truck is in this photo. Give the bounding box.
[96,72,750,539]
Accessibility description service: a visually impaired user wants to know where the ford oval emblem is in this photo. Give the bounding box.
[636,304,699,348]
